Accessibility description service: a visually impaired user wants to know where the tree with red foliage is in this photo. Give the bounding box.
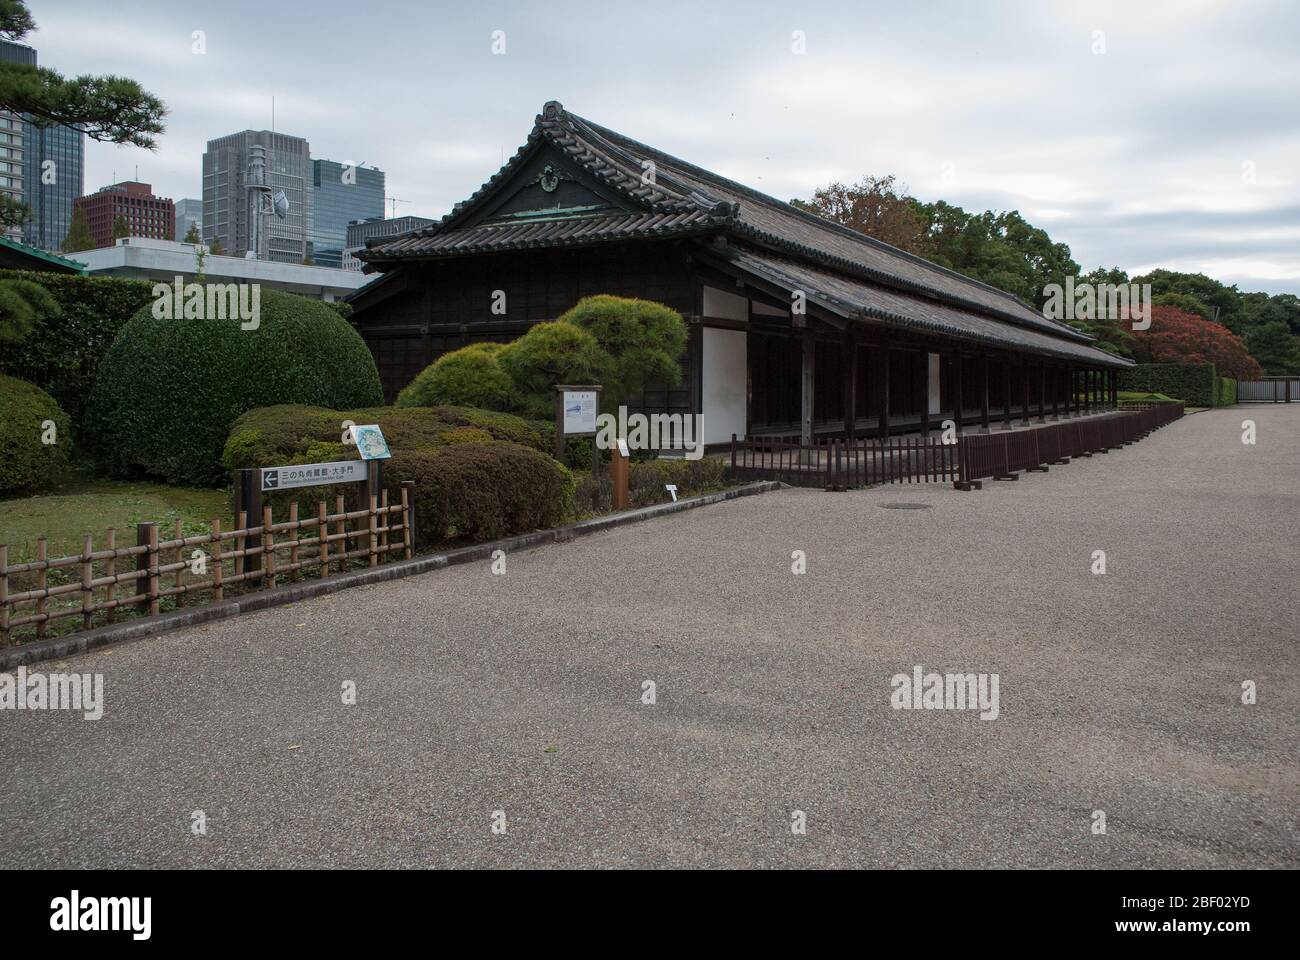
[1130,305,1263,379]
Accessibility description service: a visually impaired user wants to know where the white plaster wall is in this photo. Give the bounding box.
[702,285,749,322]
[702,327,748,444]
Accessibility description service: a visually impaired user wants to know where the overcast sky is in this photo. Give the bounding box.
[26,0,1300,294]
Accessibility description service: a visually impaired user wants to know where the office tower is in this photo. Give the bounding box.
[203,130,312,262]
[174,197,202,242]
[73,181,175,249]
[342,215,434,271]
[310,159,384,268]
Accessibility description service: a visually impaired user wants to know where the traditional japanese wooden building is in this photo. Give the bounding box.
[350,101,1131,446]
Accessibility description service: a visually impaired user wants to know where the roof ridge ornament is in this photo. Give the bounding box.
[542,101,565,121]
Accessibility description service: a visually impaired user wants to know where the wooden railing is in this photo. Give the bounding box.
[0,484,415,646]
[728,404,1185,491]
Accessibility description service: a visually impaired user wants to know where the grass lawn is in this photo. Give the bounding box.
[0,467,227,565]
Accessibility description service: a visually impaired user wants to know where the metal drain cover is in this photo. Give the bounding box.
[880,502,933,510]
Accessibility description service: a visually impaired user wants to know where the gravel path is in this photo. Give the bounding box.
[2,405,1296,868]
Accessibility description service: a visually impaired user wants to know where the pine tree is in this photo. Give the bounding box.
[62,205,94,252]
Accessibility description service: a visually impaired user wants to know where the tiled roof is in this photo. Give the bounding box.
[361,101,1124,364]
[729,247,1130,368]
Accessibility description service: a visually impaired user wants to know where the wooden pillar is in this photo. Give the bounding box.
[880,344,891,440]
[1021,359,1031,424]
[801,326,815,447]
[1002,358,1013,430]
[1037,363,1047,422]
[951,353,964,435]
[842,330,857,438]
[918,351,930,437]
[977,356,987,429]
[1051,366,1060,420]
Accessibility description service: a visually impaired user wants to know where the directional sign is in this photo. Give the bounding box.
[261,460,367,492]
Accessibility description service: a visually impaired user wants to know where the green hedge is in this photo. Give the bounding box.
[1215,377,1237,407]
[0,270,155,436]
[0,374,71,495]
[222,404,551,472]
[87,289,384,486]
[1117,363,1215,406]
[395,342,514,410]
[573,456,728,515]
[386,442,573,548]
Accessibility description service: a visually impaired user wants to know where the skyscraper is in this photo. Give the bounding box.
[174,198,202,241]
[0,38,86,250]
[310,159,384,268]
[73,181,175,249]
[202,130,312,262]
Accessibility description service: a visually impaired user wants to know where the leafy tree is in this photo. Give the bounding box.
[1241,292,1300,336]
[0,192,29,230]
[110,215,129,241]
[0,275,58,344]
[0,0,166,149]
[182,222,201,245]
[1152,291,1213,322]
[62,205,94,252]
[1244,321,1300,376]
[791,175,930,256]
[1133,269,1244,333]
[497,321,610,418]
[1131,304,1262,379]
[557,295,688,406]
[208,236,224,255]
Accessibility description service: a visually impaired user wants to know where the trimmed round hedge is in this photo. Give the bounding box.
[87,290,383,486]
[0,374,71,495]
[395,342,514,410]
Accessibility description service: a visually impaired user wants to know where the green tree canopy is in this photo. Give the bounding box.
[62,205,94,252]
[1244,321,1300,376]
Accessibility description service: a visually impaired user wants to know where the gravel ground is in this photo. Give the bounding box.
[2,405,1297,869]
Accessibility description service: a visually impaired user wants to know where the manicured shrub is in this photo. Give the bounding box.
[440,427,495,445]
[222,404,550,472]
[395,342,514,410]
[497,321,610,418]
[629,457,728,507]
[385,442,573,548]
[1117,363,1216,407]
[1216,377,1237,406]
[87,290,384,486]
[0,374,71,494]
[557,295,688,405]
[0,270,155,436]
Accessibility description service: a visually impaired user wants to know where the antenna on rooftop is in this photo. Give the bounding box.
[386,197,409,219]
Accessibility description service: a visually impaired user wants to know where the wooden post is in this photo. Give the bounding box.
[1051,366,1060,420]
[1037,364,1047,422]
[800,327,815,448]
[0,543,7,645]
[317,502,329,575]
[611,442,630,510]
[379,490,390,559]
[212,518,224,601]
[235,468,261,576]
[951,353,964,437]
[843,331,857,438]
[146,523,159,616]
[1021,361,1031,425]
[919,352,931,437]
[1003,360,1013,430]
[262,505,275,590]
[368,495,379,567]
[35,537,47,639]
[879,345,891,440]
[81,533,94,630]
[289,502,300,572]
[335,494,347,571]
[980,356,990,432]
[401,481,415,561]
[235,512,247,584]
[173,518,184,607]
[105,528,117,622]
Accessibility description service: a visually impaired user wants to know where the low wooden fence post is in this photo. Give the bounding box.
[211,518,224,602]
[81,533,94,630]
[0,543,8,645]
[34,538,47,639]
[262,505,275,591]
[318,502,330,577]
[401,481,416,561]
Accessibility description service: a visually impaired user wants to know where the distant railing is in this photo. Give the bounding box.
[0,485,414,646]
[729,404,1185,491]
[1237,378,1299,402]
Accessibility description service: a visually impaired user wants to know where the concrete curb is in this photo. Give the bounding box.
[0,481,781,670]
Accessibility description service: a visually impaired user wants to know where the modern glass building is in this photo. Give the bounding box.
[174,198,202,241]
[23,122,84,251]
[0,38,85,250]
[342,215,434,271]
[310,160,384,268]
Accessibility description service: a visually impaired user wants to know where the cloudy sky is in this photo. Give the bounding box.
[26,0,1300,294]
